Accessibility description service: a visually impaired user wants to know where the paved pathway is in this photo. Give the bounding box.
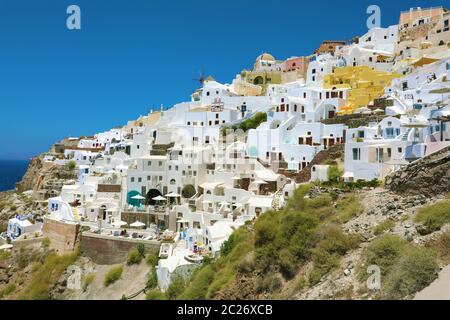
[414,265,450,300]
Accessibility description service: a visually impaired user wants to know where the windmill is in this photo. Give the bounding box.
[193,67,207,86]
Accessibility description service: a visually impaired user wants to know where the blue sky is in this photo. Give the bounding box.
[0,0,445,159]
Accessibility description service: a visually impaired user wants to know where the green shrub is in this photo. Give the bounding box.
[373,219,395,235]
[237,112,267,132]
[360,234,439,299]
[327,165,341,183]
[127,248,142,265]
[307,195,332,209]
[137,244,146,258]
[0,250,11,261]
[360,234,407,277]
[278,248,298,278]
[167,274,189,299]
[104,266,123,287]
[383,246,438,299]
[237,254,255,274]
[146,252,159,266]
[146,267,158,289]
[82,273,95,292]
[65,160,76,170]
[309,226,360,285]
[221,227,249,256]
[41,237,51,248]
[0,283,16,298]
[146,289,166,300]
[414,199,450,234]
[256,273,282,293]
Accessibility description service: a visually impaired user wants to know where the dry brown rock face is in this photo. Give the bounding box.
[16,156,77,194]
[15,156,44,193]
[385,146,450,197]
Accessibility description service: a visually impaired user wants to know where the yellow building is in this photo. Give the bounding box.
[323,66,401,114]
[241,53,283,95]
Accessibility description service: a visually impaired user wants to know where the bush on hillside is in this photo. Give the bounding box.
[309,225,360,285]
[127,248,142,265]
[383,246,438,299]
[167,274,189,299]
[359,233,439,299]
[104,266,123,287]
[82,273,95,292]
[327,165,342,183]
[414,199,450,235]
[360,234,407,277]
[65,160,76,170]
[373,219,395,235]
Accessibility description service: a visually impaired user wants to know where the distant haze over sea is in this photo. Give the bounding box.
[0,160,29,192]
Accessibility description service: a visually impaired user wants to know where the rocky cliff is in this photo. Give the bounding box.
[385,146,450,196]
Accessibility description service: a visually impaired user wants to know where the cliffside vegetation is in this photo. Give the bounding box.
[148,184,362,300]
[145,187,450,300]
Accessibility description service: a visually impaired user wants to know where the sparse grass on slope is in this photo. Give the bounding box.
[373,219,395,236]
[414,198,450,235]
[18,251,79,300]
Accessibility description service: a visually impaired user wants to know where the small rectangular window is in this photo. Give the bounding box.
[352,148,360,160]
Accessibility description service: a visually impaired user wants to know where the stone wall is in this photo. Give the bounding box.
[385,146,450,196]
[321,114,398,129]
[80,233,160,265]
[43,218,80,255]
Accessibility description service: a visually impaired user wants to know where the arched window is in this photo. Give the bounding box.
[170,179,176,185]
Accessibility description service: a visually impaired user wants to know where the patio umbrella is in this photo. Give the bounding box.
[253,179,268,184]
[130,221,146,228]
[165,192,181,197]
[131,195,146,200]
[152,195,167,201]
[111,220,127,227]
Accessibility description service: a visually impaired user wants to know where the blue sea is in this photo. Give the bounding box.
[0,160,29,192]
